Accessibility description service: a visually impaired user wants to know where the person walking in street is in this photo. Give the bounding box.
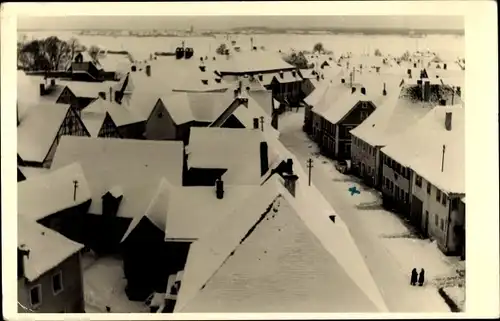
[418,268,425,286]
[410,268,418,286]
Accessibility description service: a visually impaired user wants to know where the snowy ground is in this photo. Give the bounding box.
[278,109,465,312]
[82,253,150,313]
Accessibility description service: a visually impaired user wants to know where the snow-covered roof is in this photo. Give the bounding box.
[176,177,382,313]
[237,75,268,92]
[96,54,132,74]
[120,177,173,243]
[272,71,303,84]
[18,162,91,222]
[59,80,117,99]
[231,94,280,139]
[120,91,162,121]
[248,90,273,117]
[17,103,71,163]
[165,185,259,241]
[350,86,434,147]
[214,51,295,74]
[18,216,84,282]
[84,97,145,127]
[159,91,236,125]
[51,136,184,218]
[79,111,108,137]
[187,127,267,185]
[381,105,465,194]
[18,166,51,179]
[318,74,403,124]
[17,72,67,115]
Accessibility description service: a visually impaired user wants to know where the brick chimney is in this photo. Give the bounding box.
[50,79,56,87]
[351,87,356,94]
[407,68,412,79]
[282,159,298,197]
[109,87,112,102]
[360,87,366,95]
[39,83,46,96]
[445,112,452,131]
[258,74,263,81]
[131,65,137,72]
[279,71,284,79]
[146,65,151,77]
[215,179,224,199]
[253,117,259,129]
[423,80,431,102]
[260,141,269,176]
[99,91,107,100]
[292,70,297,77]
[444,63,447,70]
[341,78,345,84]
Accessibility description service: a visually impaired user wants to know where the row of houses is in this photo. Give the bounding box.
[17,49,393,313]
[17,126,387,313]
[303,57,465,258]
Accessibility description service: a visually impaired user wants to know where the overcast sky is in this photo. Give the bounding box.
[18,15,464,31]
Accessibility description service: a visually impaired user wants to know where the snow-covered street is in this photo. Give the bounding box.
[278,110,465,312]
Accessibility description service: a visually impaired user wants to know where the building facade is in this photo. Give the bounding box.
[380,153,413,216]
[18,251,85,313]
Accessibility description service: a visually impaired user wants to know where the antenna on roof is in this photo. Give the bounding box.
[441,145,446,172]
[73,180,79,201]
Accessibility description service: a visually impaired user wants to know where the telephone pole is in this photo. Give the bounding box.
[306,158,314,186]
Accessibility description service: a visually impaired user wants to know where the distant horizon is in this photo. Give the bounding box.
[18,15,464,32]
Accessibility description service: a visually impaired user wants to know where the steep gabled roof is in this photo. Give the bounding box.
[18,216,84,282]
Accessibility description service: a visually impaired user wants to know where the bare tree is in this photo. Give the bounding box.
[88,45,101,62]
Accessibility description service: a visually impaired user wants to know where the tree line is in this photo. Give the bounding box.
[18,36,102,71]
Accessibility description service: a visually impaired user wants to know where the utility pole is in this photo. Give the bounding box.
[441,145,446,172]
[73,180,78,201]
[306,158,314,186]
[451,86,455,105]
[259,116,265,132]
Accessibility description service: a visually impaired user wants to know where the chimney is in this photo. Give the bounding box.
[423,80,431,102]
[109,87,112,102]
[215,179,224,199]
[253,117,259,129]
[260,141,269,176]
[238,80,242,90]
[258,74,263,81]
[50,79,56,87]
[351,87,356,94]
[131,65,137,72]
[201,79,209,85]
[199,65,206,72]
[341,78,345,84]
[146,65,151,77]
[18,247,30,279]
[233,88,240,98]
[39,83,45,96]
[286,158,293,174]
[413,63,417,68]
[360,87,366,95]
[245,86,250,92]
[213,56,216,61]
[282,172,299,197]
[444,63,447,70]
[376,66,380,73]
[383,82,387,96]
[439,99,446,106]
[279,71,284,79]
[456,86,461,97]
[215,78,222,83]
[99,91,106,100]
[292,70,297,77]
[445,112,452,131]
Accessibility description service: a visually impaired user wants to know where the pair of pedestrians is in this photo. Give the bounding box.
[410,268,425,286]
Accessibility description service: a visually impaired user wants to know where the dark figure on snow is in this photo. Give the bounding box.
[410,268,418,286]
[418,268,425,286]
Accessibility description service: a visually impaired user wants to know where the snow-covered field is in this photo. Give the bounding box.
[82,254,150,313]
[278,109,465,312]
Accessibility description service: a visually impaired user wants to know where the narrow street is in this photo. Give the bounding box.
[278,110,462,312]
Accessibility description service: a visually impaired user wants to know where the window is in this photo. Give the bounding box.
[400,189,404,200]
[52,271,63,295]
[158,112,163,118]
[427,182,431,194]
[440,218,445,231]
[390,181,394,191]
[415,175,422,187]
[405,192,409,204]
[441,193,448,206]
[395,186,400,199]
[434,214,439,226]
[30,284,42,307]
[436,189,441,202]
